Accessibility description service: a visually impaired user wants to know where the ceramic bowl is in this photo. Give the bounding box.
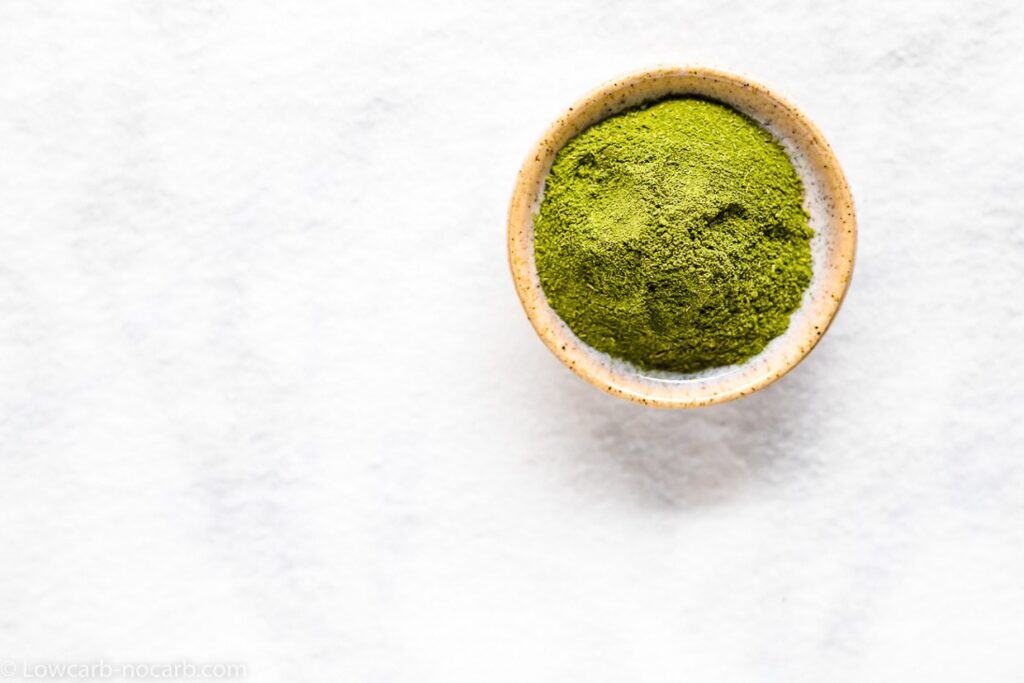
[507,66,856,408]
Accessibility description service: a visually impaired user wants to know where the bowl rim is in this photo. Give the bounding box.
[507,65,857,408]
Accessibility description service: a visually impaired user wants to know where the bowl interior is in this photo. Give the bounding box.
[507,67,856,407]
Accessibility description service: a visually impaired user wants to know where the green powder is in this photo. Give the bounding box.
[534,97,813,373]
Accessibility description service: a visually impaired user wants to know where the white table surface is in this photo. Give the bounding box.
[2,1,1023,681]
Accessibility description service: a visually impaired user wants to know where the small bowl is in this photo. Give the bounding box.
[507,66,856,408]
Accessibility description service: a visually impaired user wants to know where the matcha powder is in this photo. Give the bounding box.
[534,97,813,373]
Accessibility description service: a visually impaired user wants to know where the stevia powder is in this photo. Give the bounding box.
[534,97,813,373]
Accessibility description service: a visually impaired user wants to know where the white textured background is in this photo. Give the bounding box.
[2,1,1023,681]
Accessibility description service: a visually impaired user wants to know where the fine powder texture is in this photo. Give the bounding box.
[534,97,814,373]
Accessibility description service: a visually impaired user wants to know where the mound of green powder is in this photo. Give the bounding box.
[534,97,813,373]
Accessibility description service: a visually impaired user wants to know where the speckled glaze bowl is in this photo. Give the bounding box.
[507,66,856,408]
